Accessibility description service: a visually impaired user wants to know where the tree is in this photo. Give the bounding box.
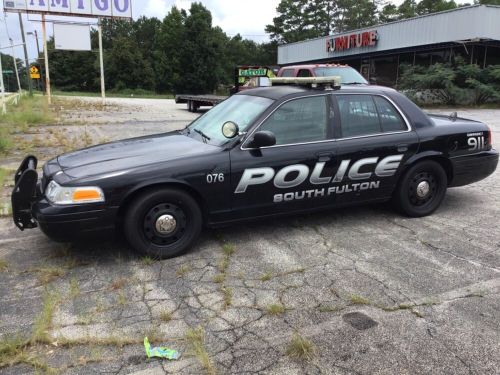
[415,0,457,15]
[379,3,399,23]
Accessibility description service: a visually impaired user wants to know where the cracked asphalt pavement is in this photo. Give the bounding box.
[0,98,499,374]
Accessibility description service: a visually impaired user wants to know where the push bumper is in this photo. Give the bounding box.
[11,155,118,241]
[449,149,499,187]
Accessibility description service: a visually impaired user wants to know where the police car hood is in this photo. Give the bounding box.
[57,132,218,179]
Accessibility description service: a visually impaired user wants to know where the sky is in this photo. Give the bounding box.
[1,0,406,64]
[0,0,281,63]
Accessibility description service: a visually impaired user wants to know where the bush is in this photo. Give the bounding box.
[398,58,500,106]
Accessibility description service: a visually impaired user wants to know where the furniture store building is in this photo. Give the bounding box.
[277,5,500,87]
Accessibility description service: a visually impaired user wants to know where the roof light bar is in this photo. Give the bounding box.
[270,76,341,90]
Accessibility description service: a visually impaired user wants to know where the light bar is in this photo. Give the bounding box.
[270,76,341,88]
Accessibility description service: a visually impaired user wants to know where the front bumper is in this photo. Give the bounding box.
[449,149,499,187]
[11,155,118,241]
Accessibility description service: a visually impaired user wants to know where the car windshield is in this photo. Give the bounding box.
[314,67,368,84]
[186,95,274,146]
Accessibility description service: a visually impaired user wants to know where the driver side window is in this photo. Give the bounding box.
[259,96,328,145]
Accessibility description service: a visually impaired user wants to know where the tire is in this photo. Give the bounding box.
[124,188,202,258]
[187,100,193,112]
[394,160,447,217]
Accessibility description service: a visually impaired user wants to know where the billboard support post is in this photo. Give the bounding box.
[98,18,106,105]
[41,13,51,104]
[18,12,32,96]
[0,50,6,114]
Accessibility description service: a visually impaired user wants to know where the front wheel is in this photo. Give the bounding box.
[124,188,202,258]
[394,160,447,217]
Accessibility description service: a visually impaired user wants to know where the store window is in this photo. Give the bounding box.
[415,52,431,66]
[486,45,500,66]
[370,55,398,87]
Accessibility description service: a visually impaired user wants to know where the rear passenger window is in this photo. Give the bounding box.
[260,96,328,145]
[337,95,380,137]
[337,95,407,138]
[373,96,407,132]
[281,69,295,77]
[298,69,312,77]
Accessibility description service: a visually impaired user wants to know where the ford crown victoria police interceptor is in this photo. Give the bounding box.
[12,78,498,258]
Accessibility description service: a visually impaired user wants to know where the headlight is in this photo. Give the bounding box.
[45,180,105,205]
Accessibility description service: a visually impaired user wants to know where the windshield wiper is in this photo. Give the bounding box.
[194,128,211,143]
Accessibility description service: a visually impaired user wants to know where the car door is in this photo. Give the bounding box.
[228,94,339,219]
[331,93,418,204]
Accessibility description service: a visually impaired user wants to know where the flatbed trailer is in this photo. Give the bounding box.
[175,66,276,112]
[174,94,227,112]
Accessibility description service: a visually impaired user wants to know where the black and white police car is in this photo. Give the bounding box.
[12,77,498,258]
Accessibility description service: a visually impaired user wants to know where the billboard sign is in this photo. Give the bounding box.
[54,23,91,50]
[326,30,378,53]
[3,0,133,18]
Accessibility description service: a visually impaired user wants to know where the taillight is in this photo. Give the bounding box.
[487,127,492,146]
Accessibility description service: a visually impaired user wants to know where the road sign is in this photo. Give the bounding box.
[2,70,14,74]
[30,66,40,79]
[239,68,267,77]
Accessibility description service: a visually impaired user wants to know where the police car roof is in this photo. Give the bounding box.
[238,84,397,100]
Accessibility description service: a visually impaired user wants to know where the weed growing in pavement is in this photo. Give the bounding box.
[318,305,342,313]
[31,290,60,344]
[109,277,127,290]
[159,310,172,323]
[140,256,154,266]
[176,264,192,278]
[117,290,127,306]
[349,294,371,305]
[185,326,216,375]
[260,271,273,281]
[266,303,286,315]
[222,287,232,308]
[0,259,7,272]
[30,266,65,285]
[286,332,316,361]
[213,273,225,283]
[69,278,80,299]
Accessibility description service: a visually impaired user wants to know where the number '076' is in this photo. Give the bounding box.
[206,173,224,184]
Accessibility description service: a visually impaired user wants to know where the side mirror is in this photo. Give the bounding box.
[222,121,239,138]
[248,131,276,148]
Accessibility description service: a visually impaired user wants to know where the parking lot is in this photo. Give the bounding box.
[0,97,499,374]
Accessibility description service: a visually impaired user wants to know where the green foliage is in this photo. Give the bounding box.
[44,3,275,95]
[398,58,500,105]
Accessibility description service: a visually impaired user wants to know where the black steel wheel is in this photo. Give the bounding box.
[394,160,447,217]
[124,188,202,258]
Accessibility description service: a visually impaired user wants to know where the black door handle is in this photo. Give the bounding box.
[316,152,333,162]
[397,144,409,152]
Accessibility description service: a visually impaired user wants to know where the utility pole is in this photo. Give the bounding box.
[10,38,22,94]
[18,13,32,96]
[0,52,6,114]
[98,18,106,105]
[41,13,51,104]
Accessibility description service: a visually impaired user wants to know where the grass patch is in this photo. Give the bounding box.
[318,305,341,313]
[30,266,65,285]
[140,256,155,266]
[185,326,216,375]
[117,290,126,306]
[159,310,172,323]
[222,287,232,308]
[0,168,7,188]
[69,278,80,299]
[53,89,174,99]
[213,273,225,283]
[31,290,60,344]
[349,294,371,305]
[222,243,235,257]
[0,259,7,272]
[286,332,315,361]
[176,264,192,278]
[259,271,273,282]
[266,303,285,315]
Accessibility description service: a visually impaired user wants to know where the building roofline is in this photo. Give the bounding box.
[278,4,495,49]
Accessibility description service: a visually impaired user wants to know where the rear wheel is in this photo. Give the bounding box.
[394,160,447,217]
[124,188,202,258]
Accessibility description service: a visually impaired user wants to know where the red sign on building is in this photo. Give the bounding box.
[326,31,378,53]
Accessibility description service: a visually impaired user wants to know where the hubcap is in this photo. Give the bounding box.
[155,214,177,234]
[143,203,187,246]
[416,181,430,198]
